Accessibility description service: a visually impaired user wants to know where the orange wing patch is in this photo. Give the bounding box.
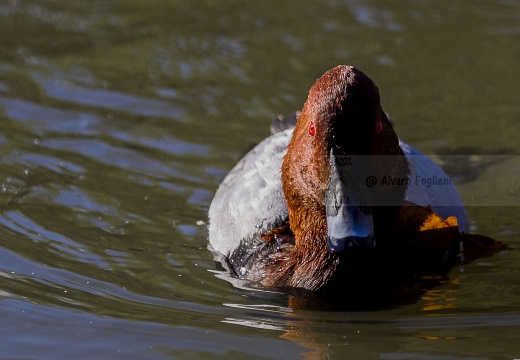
[420,212,458,231]
[397,202,458,233]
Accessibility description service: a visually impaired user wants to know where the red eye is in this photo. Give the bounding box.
[375,120,382,134]
[308,121,316,137]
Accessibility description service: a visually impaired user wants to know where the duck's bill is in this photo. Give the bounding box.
[326,206,376,252]
[325,151,375,253]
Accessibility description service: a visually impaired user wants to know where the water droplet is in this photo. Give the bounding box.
[239,267,247,276]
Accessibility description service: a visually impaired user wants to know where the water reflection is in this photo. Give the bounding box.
[220,271,520,359]
[33,72,186,119]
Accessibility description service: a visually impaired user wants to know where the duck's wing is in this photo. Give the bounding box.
[400,140,469,232]
[208,129,292,259]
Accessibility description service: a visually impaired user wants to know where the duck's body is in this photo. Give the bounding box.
[208,66,469,290]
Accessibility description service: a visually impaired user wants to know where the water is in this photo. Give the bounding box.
[1,1,520,359]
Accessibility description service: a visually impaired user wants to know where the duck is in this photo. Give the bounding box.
[208,65,472,291]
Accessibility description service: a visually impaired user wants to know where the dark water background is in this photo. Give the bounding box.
[1,1,520,359]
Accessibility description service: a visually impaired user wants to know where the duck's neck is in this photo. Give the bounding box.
[263,114,337,290]
[260,216,340,290]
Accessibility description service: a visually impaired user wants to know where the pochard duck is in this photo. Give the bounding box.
[208,65,469,291]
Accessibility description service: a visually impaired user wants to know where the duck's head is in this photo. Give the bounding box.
[282,65,409,253]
